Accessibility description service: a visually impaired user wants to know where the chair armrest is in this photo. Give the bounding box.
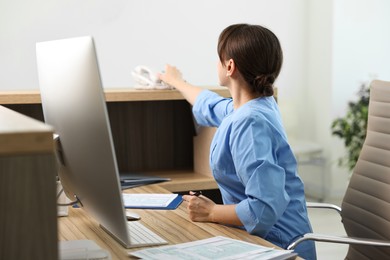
[288,233,390,250]
[306,202,342,215]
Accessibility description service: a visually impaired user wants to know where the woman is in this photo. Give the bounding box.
[159,23,316,259]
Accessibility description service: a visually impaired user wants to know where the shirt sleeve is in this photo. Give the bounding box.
[231,114,290,237]
[192,90,233,127]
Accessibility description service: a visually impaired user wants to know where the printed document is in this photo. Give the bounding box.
[130,236,297,260]
[122,193,178,207]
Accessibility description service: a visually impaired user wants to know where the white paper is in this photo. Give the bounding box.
[122,193,178,207]
[130,236,296,260]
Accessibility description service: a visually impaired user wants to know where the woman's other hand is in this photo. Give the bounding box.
[182,193,216,222]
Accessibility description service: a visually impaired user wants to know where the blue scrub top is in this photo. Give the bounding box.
[192,90,316,259]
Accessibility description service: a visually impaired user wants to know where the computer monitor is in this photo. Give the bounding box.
[36,36,167,248]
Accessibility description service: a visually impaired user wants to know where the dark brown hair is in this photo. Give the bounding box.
[217,24,283,96]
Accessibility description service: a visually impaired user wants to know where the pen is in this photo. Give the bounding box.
[191,191,202,197]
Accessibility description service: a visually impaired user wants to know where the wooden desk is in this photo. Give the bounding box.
[58,184,279,260]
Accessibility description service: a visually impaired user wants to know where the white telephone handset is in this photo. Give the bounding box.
[131,66,172,89]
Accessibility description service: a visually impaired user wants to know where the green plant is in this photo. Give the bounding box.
[331,83,370,171]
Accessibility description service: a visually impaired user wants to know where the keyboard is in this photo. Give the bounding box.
[127,221,168,247]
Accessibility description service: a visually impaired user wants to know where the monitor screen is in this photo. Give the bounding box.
[36,36,137,247]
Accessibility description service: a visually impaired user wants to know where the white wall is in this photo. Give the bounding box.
[333,0,390,117]
[302,0,336,198]
[0,0,306,93]
[330,0,390,196]
[1,0,389,199]
[304,0,390,198]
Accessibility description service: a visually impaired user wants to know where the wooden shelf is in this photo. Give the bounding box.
[1,87,229,197]
[0,87,230,104]
[105,87,230,102]
[0,90,41,104]
[145,170,218,192]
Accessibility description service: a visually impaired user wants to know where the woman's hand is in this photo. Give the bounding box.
[182,192,216,222]
[159,64,184,87]
[158,64,203,105]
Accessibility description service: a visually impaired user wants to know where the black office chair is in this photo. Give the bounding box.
[288,80,390,259]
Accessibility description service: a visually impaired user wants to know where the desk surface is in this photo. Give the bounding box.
[58,184,281,260]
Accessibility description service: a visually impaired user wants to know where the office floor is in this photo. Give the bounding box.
[306,197,348,260]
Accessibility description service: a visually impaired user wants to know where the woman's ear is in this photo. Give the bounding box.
[226,59,236,77]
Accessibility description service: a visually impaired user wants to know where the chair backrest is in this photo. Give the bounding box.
[341,80,390,259]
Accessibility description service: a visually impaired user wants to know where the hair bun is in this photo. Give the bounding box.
[253,74,275,96]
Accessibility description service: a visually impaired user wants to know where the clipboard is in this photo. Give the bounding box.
[123,194,183,210]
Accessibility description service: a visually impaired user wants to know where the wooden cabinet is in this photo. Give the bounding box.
[0,87,230,194]
[0,105,58,260]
